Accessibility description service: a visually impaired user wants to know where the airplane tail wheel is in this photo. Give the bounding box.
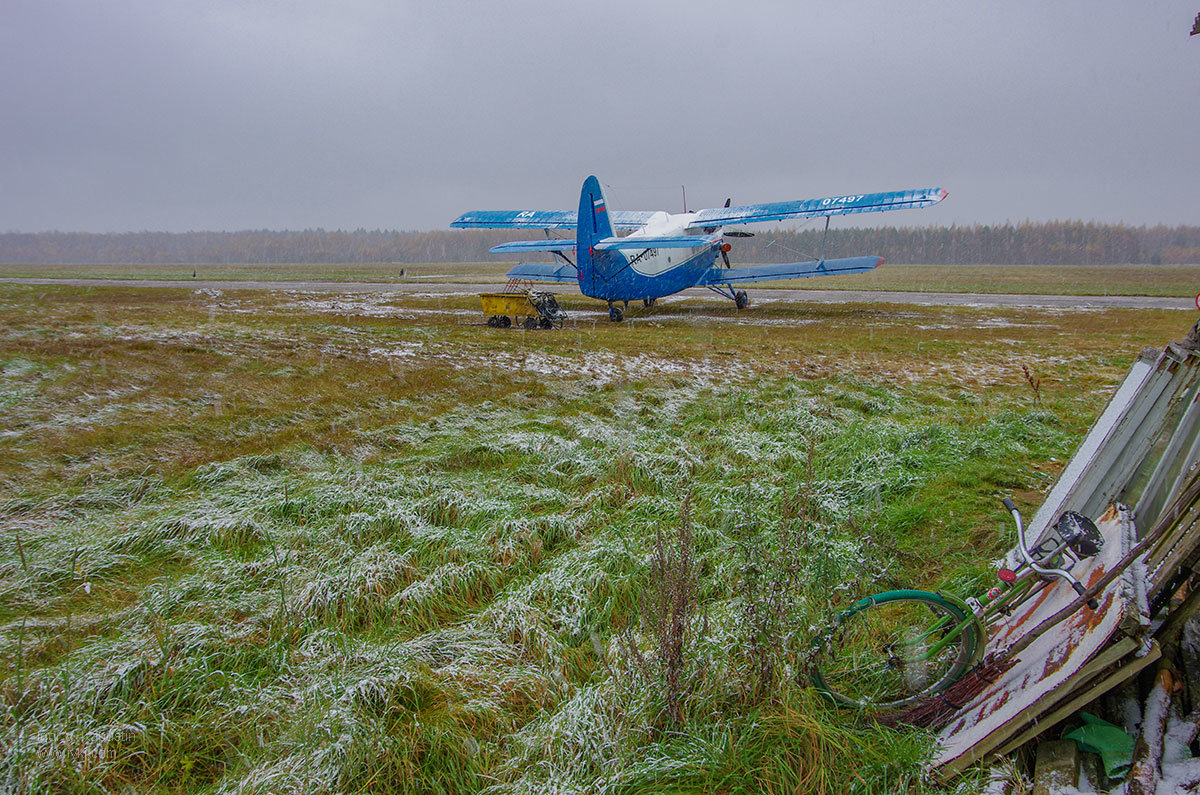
[735,291,749,310]
[608,305,624,322]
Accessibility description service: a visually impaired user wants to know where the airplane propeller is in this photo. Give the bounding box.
[699,198,757,266]
[718,231,755,266]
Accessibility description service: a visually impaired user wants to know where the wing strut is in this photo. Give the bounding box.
[819,215,831,261]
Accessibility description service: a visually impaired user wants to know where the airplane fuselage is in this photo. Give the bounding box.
[580,211,720,302]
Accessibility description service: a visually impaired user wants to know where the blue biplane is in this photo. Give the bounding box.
[452,175,947,321]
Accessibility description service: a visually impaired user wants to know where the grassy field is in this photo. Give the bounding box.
[2,261,1199,297]
[0,281,1192,793]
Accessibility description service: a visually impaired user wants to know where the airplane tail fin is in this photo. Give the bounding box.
[575,175,614,293]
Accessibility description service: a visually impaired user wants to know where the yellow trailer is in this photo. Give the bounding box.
[479,291,566,330]
[479,293,530,328]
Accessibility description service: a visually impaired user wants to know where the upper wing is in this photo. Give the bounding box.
[455,187,944,229]
[452,209,656,230]
[701,256,883,285]
[687,188,947,229]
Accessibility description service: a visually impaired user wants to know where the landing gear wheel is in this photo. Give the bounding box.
[608,305,624,322]
[734,291,749,310]
[523,316,538,330]
[643,298,656,307]
[810,590,981,713]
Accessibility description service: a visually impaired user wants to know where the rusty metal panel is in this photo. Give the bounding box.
[933,506,1149,772]
[988,639,1162,762]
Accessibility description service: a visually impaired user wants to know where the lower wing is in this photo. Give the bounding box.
[504,263,579,282]
[701,256,882,285]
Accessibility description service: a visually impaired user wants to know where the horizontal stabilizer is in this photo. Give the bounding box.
[489,240,576,253]
[594,234,721,251]
[702,256,882,285]
[504,262,579,283]
[453,209,656,230]
[687,188,947,228]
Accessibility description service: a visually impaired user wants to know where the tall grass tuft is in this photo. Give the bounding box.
[617,496,701,726]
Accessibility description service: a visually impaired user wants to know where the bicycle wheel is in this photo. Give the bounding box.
[811,589,981,712]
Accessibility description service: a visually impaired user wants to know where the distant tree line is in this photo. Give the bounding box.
[1,222,1198,265]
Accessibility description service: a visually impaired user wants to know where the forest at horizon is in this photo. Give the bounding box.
[2,222,1198,266]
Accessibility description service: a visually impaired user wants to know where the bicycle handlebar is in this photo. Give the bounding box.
[1071,581,1100,611]
[1003,498,1097,611]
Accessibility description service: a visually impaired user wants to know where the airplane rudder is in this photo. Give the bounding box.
[576,175,614,288]
[578,175,614,241]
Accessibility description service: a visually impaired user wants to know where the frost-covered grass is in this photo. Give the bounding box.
[0,283,1188,793]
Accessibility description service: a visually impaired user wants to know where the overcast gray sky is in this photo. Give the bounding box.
[2,1,1197,232]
